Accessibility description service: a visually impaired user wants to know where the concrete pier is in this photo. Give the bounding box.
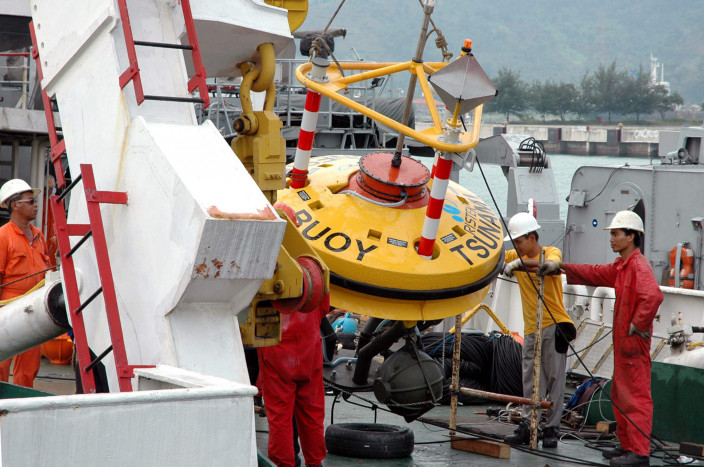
[484,124,663,157]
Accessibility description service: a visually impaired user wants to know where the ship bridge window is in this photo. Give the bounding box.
[0,142,31,181]
[0,143,12,163]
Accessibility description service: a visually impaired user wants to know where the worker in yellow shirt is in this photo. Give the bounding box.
[501,212,576,448]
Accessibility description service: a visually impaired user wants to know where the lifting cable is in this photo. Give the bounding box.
[416,0,453,62]
[460,116,684,465]
[309,0,347,78]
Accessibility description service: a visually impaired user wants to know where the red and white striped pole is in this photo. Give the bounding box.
[417,152,453,259]
[290,57,330,189]
[429,151,439,178]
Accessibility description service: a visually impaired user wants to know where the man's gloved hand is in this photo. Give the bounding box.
[628,322,650,339]
[536,261,561,277]
[503,259,521,277]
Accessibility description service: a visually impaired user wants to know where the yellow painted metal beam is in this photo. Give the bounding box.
[295,61,483,153]
[449,303,511,335]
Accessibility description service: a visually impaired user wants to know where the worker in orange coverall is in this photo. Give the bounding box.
[0,179,50,388]
[538,211,662,467]
[258,292,329,467]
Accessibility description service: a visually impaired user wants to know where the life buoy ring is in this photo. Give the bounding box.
[669,246,694,289]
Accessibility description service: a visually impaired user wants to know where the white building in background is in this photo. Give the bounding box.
[650,53,671,95]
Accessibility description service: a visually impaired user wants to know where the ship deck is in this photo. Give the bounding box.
[32,359,685,466]
[254,389,681,467]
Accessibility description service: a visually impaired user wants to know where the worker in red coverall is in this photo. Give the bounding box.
[0,179,50,388]
[538,211,663,467]
[258,293,328,467]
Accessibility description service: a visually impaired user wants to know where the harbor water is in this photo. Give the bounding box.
[453,154,652,222]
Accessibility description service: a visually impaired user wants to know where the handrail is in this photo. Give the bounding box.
[0,52,31,110]
[295,60,483,153]
[200,58,399,140]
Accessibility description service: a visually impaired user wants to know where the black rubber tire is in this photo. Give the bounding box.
[325,423,414,459]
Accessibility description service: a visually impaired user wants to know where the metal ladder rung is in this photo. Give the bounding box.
[116,0,209,108]
[86,345,113,372]
[75,287,103,315]
[66,229,92,258]
[57,173,83,202]
[134,40,193,51]
[144,95,204,104]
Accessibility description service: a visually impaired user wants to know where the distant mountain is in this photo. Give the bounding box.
[298,0,704,106]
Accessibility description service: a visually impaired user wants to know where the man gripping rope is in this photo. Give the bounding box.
[501,212,575,449]
[538,211,662,467]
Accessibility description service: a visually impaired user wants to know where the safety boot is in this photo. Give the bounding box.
[602,446,626,459]
[610,450,650,467]
[542,426,558,448]
[504,421,530,445]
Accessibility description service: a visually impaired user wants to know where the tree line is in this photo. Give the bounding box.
[483,61,684,124]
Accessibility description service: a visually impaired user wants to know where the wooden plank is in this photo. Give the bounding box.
[680,442,704,457]
[451,436,510,459]
[596,421,617,433]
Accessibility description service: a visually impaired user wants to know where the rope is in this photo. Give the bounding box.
[417,0,453,62]
[307,0,347,78]
[421,332,522,405]
[417,414,612,466]
[498,275,616,301]
[322,0,346,34]
[0,266,54,292]
[325,373,603,466]
[0,265,56,306]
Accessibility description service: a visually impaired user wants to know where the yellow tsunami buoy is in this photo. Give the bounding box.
[277,153,504,321]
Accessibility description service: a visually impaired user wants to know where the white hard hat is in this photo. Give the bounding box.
[604,210,644,233]
[0,179,41,208]
[504,212,541,241]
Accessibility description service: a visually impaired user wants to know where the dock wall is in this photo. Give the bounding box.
[483,125,662,157]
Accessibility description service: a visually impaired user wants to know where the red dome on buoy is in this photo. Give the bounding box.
[345,153,430,209]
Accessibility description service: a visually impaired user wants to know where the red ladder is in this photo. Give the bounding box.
[29,22,67,188]
[117,0,210,107]
[32,22,152,392]
[51,165,152,393]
